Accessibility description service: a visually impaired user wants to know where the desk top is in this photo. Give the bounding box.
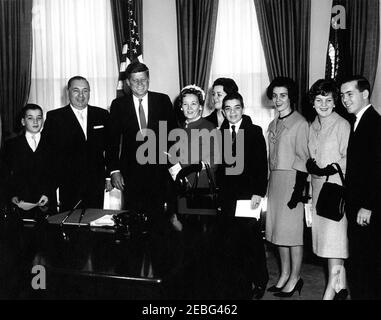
[0,211,185,298]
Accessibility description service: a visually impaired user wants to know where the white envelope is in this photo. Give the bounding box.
[235,200,261,219]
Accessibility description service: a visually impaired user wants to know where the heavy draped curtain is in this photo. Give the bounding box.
[0,0,33,138]
[110,0,143,66]
[347,0,379,90]
[254,0,311,114]
[372,4,381,112]
[176,0,219,93]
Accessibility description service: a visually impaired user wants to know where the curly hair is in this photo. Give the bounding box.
[308,79,340,105]
[179,87,205,108]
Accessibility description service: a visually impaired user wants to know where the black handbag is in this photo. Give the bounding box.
[316,163,345,222]
[176,162,218,215]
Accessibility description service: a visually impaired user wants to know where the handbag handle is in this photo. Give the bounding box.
[176,162,216,196]
[326,163,345,187]
[191,161,216,195]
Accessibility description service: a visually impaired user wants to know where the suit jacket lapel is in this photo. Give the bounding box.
[355,106,373,135]
[22,135,34,154]
[87,106,93,141]
[125,95,140,133]
[147,92,155,130]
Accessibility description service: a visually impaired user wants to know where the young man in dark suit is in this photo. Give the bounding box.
[216,92,268,299]
[43,76,109,211]
[2,104,55,211]
[106,62,177,225]
[341,75,381,300]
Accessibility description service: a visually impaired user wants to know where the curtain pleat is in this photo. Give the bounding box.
[176,0,219,94]
[110,0,143,65]
[347,0,379,90]
[254,0,311,114]
[0,0,33,138]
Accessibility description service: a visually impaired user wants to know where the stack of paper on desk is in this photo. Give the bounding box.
[89,214,115,227]
[235,200,262,219]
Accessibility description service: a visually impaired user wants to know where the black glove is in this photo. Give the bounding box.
[287,171,308,209]
[306,158,323,175]
[320,164,337,176]
[306,158,337,176]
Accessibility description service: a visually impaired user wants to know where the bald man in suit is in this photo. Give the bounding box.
[43,76,109,211]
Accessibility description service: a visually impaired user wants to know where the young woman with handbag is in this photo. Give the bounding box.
[305,79,351,300]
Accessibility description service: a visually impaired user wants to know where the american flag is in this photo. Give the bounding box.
[116,0,143,95]
[325,0,351,83]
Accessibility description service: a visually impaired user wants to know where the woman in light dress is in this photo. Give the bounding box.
[265,77,309,297]
[305,79,350,300]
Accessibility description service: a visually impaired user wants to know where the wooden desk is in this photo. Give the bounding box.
[0,210,265,300]
[0,209,184,299]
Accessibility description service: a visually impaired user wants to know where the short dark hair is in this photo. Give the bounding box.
[125,61,149,80]
[266,76,298,105]
[179,87,205,107]
[212,78,239,95]
[340,75,371,98]
[67,76,89,89]
[21,104,43,118]
[222,92,244,109]
[308,79,340,104]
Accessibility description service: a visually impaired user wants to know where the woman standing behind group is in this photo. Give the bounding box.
[305,79,350,300]
[265,77,309,297]
[205,78,239,128]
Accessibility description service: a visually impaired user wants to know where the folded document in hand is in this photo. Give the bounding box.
[235,200,261,219]
[17,201,39,211]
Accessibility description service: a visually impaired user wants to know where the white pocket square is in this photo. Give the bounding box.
[93,125,104,129]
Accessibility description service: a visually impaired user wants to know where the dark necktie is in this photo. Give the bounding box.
[231,125,236,157]
[138,98,147,129]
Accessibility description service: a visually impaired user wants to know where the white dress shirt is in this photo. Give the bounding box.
[354,104,371,131]
[229,118,243,133]
[133,94,148,130]
[71,104,88,139]
[25,131,41,152]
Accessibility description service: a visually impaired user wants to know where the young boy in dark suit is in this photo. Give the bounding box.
[216,92,268,299]
[2,104,55,213]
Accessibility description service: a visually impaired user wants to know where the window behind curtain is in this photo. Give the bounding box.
[208,0,274,133]
[29,0,118,113]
